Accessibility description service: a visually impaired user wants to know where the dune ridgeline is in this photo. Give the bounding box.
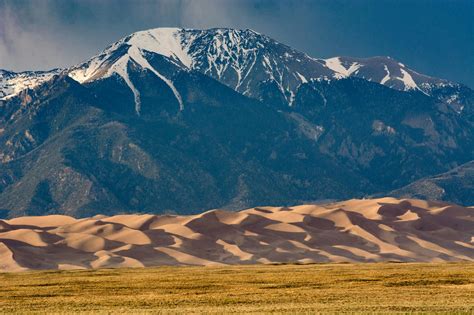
[0,198,473,271]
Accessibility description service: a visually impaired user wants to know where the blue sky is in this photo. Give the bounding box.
[0,0,473,87]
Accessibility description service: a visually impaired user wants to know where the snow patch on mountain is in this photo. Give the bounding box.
[186,29,273,97]
[295,72,308,83]
[0,69,61,100]
[127,28,194,68]
[108,55,142,114]
[399,68,418,91]
[127,45,184,111]
[324,57,361,78]
[380,65,391,85]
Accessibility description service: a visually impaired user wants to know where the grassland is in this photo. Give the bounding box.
[1,263,473,314]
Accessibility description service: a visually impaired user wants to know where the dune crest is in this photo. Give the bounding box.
[1,198,473,271]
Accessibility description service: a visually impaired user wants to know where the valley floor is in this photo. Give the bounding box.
[1,263,473,313]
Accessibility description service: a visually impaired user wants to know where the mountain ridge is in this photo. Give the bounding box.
[2,27,470,109]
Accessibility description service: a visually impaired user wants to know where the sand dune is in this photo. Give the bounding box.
[0,198,473,271]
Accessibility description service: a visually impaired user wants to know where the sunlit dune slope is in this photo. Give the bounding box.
[1,198,473,271]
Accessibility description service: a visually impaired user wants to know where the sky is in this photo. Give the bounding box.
[0,0,473,87]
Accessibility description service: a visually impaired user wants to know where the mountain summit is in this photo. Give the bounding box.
[2,28,469,111]
[67,28,464,107]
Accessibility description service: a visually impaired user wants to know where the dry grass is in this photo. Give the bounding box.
[1,263,473,313]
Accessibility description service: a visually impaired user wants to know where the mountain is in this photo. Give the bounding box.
[0,27,473,218]
[66,28,472,110]
[3,28,471,111]
[1,72,367,218]
[0,69,61,100]
[388,161,474,205]
[292,78,473,191]
[67,27,334,108]
[1,198,473,271]
[325,56,443,91]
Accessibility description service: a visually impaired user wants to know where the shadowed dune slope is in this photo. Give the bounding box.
[0,198,473,271]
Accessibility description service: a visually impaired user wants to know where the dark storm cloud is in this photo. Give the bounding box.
[0,0,473,86]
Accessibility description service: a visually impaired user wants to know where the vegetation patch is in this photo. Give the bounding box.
[1,263,473,313]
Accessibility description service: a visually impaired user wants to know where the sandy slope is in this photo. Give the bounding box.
[1,198,473,271]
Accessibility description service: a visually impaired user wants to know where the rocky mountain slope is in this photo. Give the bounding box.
[0,28,473,218]
[389,161,474,205]
[1,73,368,217]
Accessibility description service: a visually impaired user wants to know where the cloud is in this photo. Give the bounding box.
[0,0,472,87]
[0,1,92,70]
[0,0,258,70]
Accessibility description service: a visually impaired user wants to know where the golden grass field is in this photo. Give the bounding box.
[1,263,473,314]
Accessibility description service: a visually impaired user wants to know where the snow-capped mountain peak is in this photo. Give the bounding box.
[69,28,192,83]
[67,27,329,111]
[1,27,467,113]
[324,57,361,78]
[68,28,190,114]
[325,56,447,93]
